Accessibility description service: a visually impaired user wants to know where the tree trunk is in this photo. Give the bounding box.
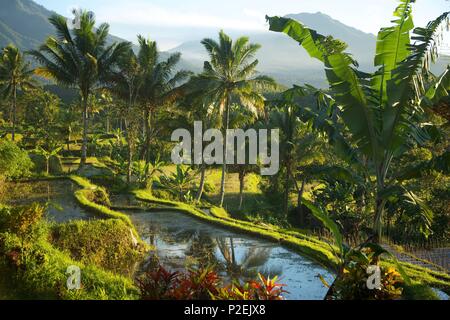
[196,166,206,203]
[284,162,291,217]
[373,197,386,243]
[46,157,49,175]
[238,171,245,211]
[141,108,151,162]
[11,84,17,142]
[80,93,89,168]
[297,179,306,225]
[125,117,132,184]
[219,96,230,208]
[106,115,110,133]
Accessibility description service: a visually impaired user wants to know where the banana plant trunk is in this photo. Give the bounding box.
[219,95,230,208]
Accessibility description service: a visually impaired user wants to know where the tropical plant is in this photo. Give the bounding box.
[137,263,286,301]
[191,30,277,207]
[136,36,191,162]
[267,1,450,240]
[133,157,165,188]
[302,199,410,300]
[157,165,196,202]
[29,10,131,167]
[0,45,36,141]
[34,145,63,175]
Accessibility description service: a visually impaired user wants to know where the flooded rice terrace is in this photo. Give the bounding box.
[128,210,334,300]
[1,179,94,223]
[1,180,335,300]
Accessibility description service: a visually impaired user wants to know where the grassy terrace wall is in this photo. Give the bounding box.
[0,176,145,300]
[133,189,450,294]
[69,176,139,237]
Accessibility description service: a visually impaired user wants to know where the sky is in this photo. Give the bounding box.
[33,0,450,50]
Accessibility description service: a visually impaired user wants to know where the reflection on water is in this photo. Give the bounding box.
[1,180,95,223]
[129,211,335,300]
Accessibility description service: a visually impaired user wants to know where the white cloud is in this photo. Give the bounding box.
[96,1,266,31]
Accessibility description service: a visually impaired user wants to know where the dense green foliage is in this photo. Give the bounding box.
[50,219,146,276]
[0,203,139,300]
[0,140,33,180]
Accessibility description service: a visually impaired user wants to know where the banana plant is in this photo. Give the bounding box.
[302,199,411,297]
[157,165,197,202]
[34,145,63,175]
[267,0,450,240]
[133,156,165,189]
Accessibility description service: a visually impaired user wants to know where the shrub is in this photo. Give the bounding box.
[50,219,146,275]
[84,187,111,207]
[331,247,404,300]
[0,140,33,180]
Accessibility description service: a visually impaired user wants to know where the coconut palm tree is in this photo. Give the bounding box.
[136,35,191,163]
[0,45,36,141]
[29,10,131,167]
[192,30,277,207]
[267,0,450,240]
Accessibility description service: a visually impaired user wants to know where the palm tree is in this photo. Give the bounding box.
[110,47,142,183]
[192,30,277,207]
[267,1,450,240]
[29,10,131,167]
[136,36,191,162]
[0,45,36,141]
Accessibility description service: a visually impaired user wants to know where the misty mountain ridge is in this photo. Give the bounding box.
[1,0,448,88]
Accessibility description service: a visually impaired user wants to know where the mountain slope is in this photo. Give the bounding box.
[0,0,55,50]
[0,0,196,71]
[170,12,378,87]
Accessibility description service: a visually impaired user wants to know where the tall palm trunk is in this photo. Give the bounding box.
[141,108,151,162]
[284,161,291,216]
[196,165,206,203]
[11,83,17,142]
[219,95,230,207]
[80,93,89,167]
[297,179,306,225]
[238,171,245,210]
[106,115,110,133]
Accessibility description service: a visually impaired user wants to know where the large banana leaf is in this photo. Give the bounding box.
[267,16,380,161]
[422,66,450,108]
[302,199,343,260]
[383,12,450,154]
[373,0,415,105]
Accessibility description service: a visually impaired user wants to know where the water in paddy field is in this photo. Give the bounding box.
[128,210,335,300]
[1,180,95,223]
